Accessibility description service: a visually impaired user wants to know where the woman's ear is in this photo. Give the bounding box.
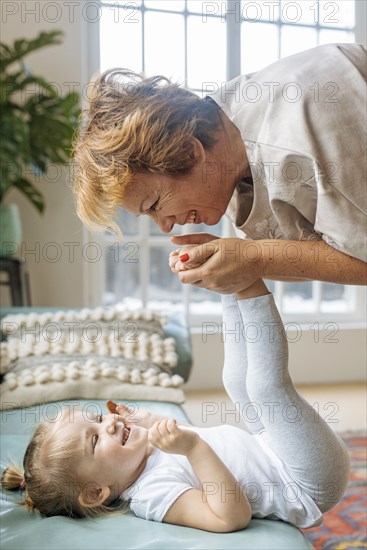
[188,136,206,164]
[78,483,111,508]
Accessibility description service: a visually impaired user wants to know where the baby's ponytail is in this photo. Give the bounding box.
[1,465,37,512]
[1,465,24,491]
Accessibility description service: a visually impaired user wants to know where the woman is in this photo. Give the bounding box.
[73,43,367,292]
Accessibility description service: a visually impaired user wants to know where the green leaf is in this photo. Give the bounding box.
[0,70,23,103]
[0,31,80,211]
[12,178,45,213]
[0,108,31,161]
[7,74,59,103]
[0,31,64,71]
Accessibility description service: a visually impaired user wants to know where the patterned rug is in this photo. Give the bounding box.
[302,431,367,550]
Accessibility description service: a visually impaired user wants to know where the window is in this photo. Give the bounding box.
[96,0,365,324]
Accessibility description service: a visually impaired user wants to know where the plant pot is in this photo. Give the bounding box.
[0,203,22,257]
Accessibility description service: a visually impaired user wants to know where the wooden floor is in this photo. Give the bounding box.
[182,382,366,433]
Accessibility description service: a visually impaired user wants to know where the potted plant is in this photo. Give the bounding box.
[0,30,80,256]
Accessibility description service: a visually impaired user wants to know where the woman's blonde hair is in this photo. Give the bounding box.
[1,412,129,518]
[72,69,221,236]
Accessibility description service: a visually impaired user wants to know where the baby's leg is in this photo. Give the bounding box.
[221,294,265,434]
[236,293,350,513]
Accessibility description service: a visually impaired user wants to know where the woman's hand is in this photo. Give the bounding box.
[148,418,200,456]
[170,233,219,247]
[172,238,263,294]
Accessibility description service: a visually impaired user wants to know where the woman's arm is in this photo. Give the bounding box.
[259,239,367,285]
[174,238,367,292]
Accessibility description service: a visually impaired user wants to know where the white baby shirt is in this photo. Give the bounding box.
[121,424,323,529]
[208,43,367,262]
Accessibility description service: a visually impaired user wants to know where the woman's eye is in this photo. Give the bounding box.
[97,414,103,423]
[150,199,159,212]
[92,434,98,451]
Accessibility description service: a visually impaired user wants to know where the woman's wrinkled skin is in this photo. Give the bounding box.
[120,127,250,234]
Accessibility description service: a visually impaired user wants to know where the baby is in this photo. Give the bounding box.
[2,278,350,532]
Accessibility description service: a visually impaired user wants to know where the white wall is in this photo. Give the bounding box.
[1,0,93,308]
[187,325,367,390]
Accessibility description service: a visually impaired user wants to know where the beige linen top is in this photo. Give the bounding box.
[209,43,367,262]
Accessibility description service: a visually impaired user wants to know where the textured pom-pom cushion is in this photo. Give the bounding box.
[0,306,192,409]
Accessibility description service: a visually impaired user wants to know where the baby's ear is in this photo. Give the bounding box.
[78,483,110,508]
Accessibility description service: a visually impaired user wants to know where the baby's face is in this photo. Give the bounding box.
[56,410,152,499]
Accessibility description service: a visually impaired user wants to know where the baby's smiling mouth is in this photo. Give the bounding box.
[122,425,130,446]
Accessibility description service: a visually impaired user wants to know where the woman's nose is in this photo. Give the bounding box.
[156,215,174,234]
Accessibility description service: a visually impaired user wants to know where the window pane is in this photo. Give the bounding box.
[115,209,140,235]
[319,0,355,28]
[100,6,142,72]
[144,12,185,82]
[280,0,318,25]
[242,0,280,22]
[187,15,226,90]
[282,282,315,313]
[144,0,184,11]
[101,0,142,5]
[149,246,183,303]
[265,280,276,294]
[280,25,318,58]
[241,22,279,74]
[187,0,222,15]
[198,220,223,234]
[191,286,222,303]
[320,282,349,313]
[104,242,141,304]
[319,29,355,45]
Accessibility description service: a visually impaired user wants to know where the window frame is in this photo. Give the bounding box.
[82,0,366,328]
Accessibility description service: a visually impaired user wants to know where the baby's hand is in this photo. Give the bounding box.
[148,418,200,456]
[107,401,154,429]
[168,248,182,272]
[168,246,202,272]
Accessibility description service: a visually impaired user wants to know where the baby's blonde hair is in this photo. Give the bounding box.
[72,69,221,236]
[1,412,129,518]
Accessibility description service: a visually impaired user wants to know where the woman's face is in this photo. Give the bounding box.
[121,136,247,233]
